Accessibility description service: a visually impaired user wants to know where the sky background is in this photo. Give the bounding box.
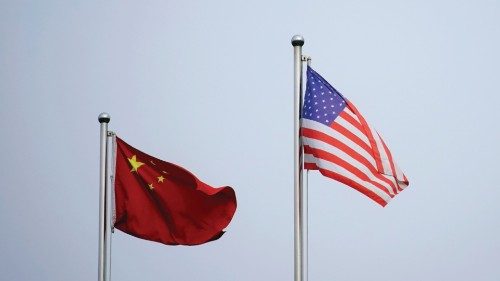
[1,0,499,280]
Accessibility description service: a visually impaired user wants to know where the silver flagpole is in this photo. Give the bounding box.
[304,56,311,281]
[98,112,111,281]
[291,35,305,281]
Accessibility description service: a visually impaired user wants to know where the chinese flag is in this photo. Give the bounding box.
[113,137,237,246]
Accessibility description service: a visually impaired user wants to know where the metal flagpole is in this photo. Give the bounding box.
[98,112,111,281]
[303,169,308,281]
[291,34,305,281]
[303,55,311,281]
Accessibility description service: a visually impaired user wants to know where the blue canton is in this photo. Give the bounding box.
[302,66,347,126]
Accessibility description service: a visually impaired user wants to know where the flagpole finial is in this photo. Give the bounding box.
[291,35,304,46]
[98,112,111,123]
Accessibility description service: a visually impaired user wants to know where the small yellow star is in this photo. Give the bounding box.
[127,155,145,172]
[148,183,154,190]
[157,175,165,183]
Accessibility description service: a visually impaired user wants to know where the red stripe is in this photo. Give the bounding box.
[304,162,318,171]
[328,122,373,156]
[303,161,388,207]
[377,132,402,192]
[339,110,364,133]
[302,127,398,192]
[304,145,394,197]
[346,101,385,173]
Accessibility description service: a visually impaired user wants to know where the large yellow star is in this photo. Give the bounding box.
[127,155,144,172]
[157,175,165,183]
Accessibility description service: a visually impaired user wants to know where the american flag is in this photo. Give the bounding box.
[301,66,409,206]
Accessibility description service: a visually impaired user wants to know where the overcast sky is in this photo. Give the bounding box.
[1,1,499,280]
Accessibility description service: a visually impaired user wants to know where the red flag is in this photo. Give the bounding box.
[113,136,237,246]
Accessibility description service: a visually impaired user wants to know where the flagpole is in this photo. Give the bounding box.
[98,112,110,281]
[303,56,311,281]
[292,34,305,281]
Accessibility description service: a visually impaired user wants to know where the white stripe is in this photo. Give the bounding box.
[394,164,405,183]
[380,174,401,194]
[302,118,370,154]
[375,131,408,189]
[368,127,392,175]
[394,165,408,190]
[343,107,361,123]
[374,131,408,192]
[304,153,392,203]
[336,115,371,145]
[302,136,396,196]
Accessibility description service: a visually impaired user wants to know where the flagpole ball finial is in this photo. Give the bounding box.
[291,35,304,46]
[98,112,111,123]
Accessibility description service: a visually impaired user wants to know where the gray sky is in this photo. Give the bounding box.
[1,0,499,280]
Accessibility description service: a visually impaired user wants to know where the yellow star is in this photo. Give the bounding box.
[127,155,144,172]
[148,183,154,190]
[157,175,165,183]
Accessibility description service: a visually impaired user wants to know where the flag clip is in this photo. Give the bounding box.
[301,55,311,66]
